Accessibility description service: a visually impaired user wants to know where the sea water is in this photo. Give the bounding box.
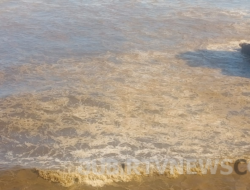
[0,0,250,189]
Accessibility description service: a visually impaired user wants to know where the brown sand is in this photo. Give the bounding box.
[1,164,250,190]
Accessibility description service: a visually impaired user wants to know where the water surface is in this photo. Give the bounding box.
[0,0,250,188]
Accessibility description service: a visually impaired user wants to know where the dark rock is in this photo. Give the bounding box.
[240,43,250,55]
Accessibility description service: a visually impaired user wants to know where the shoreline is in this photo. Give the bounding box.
[1,163,250,190]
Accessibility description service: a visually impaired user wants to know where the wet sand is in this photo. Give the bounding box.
[1,164,250,190]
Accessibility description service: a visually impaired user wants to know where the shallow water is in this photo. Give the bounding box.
[0,0,250,188]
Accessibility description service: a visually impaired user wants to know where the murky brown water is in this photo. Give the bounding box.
[0,0,250,189]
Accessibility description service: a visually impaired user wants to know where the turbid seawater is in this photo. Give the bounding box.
[0,0,250,189]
